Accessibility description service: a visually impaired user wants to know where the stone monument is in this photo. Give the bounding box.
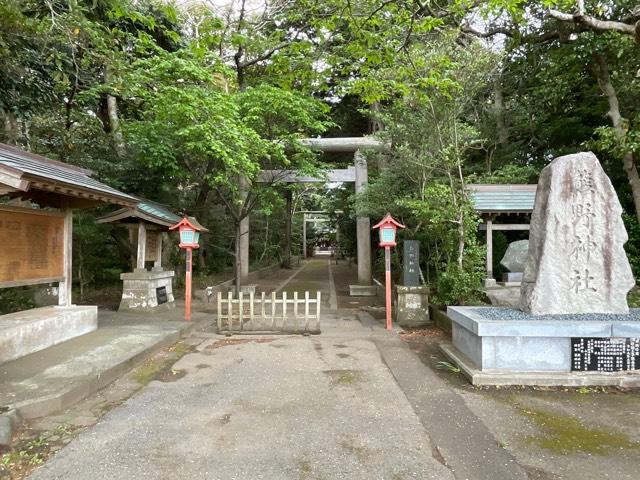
[441,152,640,386]
[520,152,635,314]
[500,240,528,283]
[395,240,430,328]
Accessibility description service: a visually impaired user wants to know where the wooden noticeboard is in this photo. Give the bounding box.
[0,207,65,287]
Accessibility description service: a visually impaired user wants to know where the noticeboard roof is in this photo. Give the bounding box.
[98,199,182,228]
[467,184,537,215]
[0,143,137,207]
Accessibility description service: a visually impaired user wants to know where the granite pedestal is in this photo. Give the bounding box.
[395,285,430,327]
[441,306,640,386]
[119,269,175,312]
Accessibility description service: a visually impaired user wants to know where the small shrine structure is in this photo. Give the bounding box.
[0,143,137,363]
[467,184,537,287]
[98,200,183,311]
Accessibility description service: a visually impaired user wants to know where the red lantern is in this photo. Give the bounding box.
[373,213,405,247]
[170,217,208,321]
[373,213,405,331]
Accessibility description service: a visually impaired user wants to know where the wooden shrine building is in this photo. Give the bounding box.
[0,143,137,363]
[98,200,183,311]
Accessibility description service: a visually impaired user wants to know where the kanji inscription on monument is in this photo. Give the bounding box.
[402,240,420,287]
[520,152,635,315]
[571,338,640,372]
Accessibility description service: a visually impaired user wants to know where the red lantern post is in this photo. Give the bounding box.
[373,213,405,330]
[170,217,208,321]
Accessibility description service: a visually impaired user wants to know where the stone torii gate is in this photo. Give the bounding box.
[257,136,388,296]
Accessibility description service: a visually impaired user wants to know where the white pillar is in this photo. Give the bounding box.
[58,208,73,306]
[354,150,372,286]
[136,221,147,271]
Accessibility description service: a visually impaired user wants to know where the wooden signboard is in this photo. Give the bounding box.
[0,207,65,287]
[145,231,160,262]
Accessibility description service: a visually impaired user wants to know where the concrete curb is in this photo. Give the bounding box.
[8,322,195,424]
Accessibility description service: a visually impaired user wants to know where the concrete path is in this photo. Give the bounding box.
[26,259,527,480]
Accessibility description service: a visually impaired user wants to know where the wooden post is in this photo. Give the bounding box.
[304,291,309,331]
[282,291,287,328]
[185,247,192,321]
[238,291,244,330]
[385,246,392,330]
[486,218,494,282]
[58,207,73,307]
[154,231,163,269]
[136,221,147,271]
[217,292,222,331]
[316,291,321,331]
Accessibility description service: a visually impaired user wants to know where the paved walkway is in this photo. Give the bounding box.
[27,259,526,480]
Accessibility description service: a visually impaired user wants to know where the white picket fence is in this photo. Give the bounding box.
[216,291,321,334]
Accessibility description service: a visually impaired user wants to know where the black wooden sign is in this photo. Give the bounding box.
[403,240,420,287]
[571,338,640,372]
[156,286,168,305]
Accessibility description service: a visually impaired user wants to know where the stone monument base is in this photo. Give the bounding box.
[395,285,430,328]
[349,284,378,296]
[442,306,640,386]
[119,269,175,312]
[0,306,97,364]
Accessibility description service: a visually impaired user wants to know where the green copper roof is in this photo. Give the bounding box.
[138,200,181,224]
[468,185,537,214]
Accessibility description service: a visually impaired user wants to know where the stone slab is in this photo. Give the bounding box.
[349,284,378,296]
[447,306,640,337]
[0,306,97,364]
[0,315,195,420]
[440,342,640,387]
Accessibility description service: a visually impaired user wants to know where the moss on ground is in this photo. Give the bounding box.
[521,407,640,455]
[133,341,194,385]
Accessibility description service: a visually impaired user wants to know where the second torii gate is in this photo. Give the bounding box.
[258,136,388,296]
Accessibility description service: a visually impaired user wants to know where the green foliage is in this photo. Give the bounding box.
[0,288,35,315]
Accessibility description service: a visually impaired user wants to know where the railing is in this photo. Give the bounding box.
[216,291,321,334]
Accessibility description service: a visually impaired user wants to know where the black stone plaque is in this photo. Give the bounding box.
[403,240,420,287]
[156,286,168,305]
[571,338,640,372]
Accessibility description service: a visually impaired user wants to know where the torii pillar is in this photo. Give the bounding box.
[352,150,374,295]
[257,137,388,296]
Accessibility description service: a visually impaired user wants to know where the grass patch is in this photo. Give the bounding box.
[133,341,194,385]
[323,369,364,387]
[521,407,640,455]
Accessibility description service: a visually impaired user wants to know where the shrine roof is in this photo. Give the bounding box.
[97,199,182,228]
[467,184,537,215]
[0,143,137,207]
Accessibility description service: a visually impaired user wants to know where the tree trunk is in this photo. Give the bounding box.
[494,75,508,145]
[104,68,126,157]
[594,54,640,224]
[282,190,292,269]
[2,109,19,145]
[234,220,242,296]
